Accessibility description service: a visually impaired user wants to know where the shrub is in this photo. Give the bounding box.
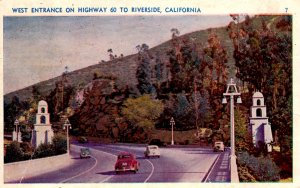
[20,142,33,153]
[32,143,55,159]
[52,134,67,155]
[4,141,24,163]
[238,165,256,182]
[255,156,280,181]
[238,152,280,181]
[184,139,191,145]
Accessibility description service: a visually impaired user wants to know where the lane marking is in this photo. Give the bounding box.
[97,145,155,183]
[202,153,221,182]
[143,159,154,183]
[94,149,118,183]
[60,153,98,183]
[100,175,114,183]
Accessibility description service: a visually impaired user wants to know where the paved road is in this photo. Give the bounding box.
[13,143,228,183]
[203,149,231,182]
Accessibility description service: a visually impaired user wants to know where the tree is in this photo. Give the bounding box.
[4,96,29,132]
[228,15,292,177]
[136,43,149,54]
[203,32,228,84]
[122,95,164,130]
[107,48,114,60]
[171,28,180,39]
[227,15,292,153]
[136,58,154,95]
[191,89,211,129]
[234,107,253,152]
[136,43,156,95]
[32,85,41,101]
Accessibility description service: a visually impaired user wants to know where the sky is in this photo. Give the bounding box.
[4,16,232,94]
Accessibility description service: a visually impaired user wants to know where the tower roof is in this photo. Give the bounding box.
[38,100,48,106]
[253,92,264,98]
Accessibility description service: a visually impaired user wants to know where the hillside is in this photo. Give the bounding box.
[4,15,280,104]
[4,23,232,103]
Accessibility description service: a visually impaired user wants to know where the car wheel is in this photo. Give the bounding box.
[116,171,119,175]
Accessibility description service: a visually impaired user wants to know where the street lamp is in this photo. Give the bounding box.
[170,117,175,145]
[222,78,242,183]
[63,118,72,155]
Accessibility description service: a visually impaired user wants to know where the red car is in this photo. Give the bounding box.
[115,152,139,174]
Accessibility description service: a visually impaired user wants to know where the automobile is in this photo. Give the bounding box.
[115,152,139,174]
[149,139,167,147]
[144,145,160,158]
[78,136,88,143]
[80,148,91,159]
[213,141,225,152]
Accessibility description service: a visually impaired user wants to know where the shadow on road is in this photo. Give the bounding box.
[96,171,116,175]
[71,157,82,160]
[136,156,161,160]
[97,170,158,175]
[186,152,217,155]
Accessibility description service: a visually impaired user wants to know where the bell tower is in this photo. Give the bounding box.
[32,100,54,148]
[249,92,273,152]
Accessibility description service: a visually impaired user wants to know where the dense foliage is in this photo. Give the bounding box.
[238,152,280,181]
[4,134,67,163]
[122,95,164,130]
[228,15,292,178]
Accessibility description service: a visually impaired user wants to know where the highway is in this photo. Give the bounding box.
[13,143,230,183]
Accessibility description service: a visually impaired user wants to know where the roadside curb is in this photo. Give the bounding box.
[202,153,221,182]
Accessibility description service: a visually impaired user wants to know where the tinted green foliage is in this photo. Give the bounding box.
[32,143,55,159]
[238,152,280,181]
[122,95,164,130]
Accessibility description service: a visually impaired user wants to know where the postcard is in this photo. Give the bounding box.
[0,0,299,188]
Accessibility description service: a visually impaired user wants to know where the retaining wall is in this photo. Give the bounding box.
[4,153,72,183]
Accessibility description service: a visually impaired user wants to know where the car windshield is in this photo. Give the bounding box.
[215,142,222,146]
[149,146,158,149]
[118,154,132,159]
[81,148,90,153]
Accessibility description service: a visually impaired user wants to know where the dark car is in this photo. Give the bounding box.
[115,152,139,174]
[80,148,91,159]
[78,136,88,144]
[149,139,167,147]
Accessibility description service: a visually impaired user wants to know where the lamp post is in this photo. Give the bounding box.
[170,117,175,145]
[222,78,242,183]
[63,118,72,155]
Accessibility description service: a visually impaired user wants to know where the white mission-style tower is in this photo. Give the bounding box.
[32,100,54,148]
[249,92,273,152]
